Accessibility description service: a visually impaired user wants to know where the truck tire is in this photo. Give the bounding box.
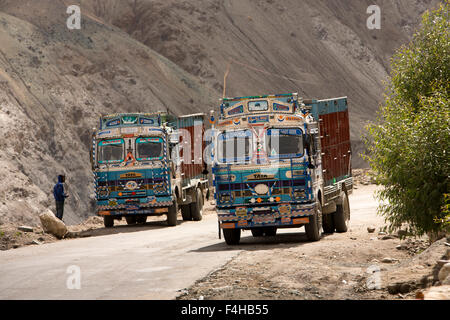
[251,228,264,237]
[190,188,203,221]
[322,213,335,234]
[181,205,192,221]
[305,201,322,242]
[136,216,147,224]
[125,216,137,225]
[223,228,241,245]
[167,201,178,226]
[335,192,350,233]
[263,227,277,237]
[104,216,114,228]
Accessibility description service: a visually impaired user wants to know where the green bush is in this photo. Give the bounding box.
[363,3,449,237]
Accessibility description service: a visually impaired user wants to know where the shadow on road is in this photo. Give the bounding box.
[69,219,188,238]
[191,232,334,252]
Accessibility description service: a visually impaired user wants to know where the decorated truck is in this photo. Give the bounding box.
[91,112,209,228]
[210,93,353,245]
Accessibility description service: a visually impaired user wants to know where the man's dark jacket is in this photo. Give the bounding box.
[53,176,67,202]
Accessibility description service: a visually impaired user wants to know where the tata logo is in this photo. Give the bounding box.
[120,172,143,179]
[245,173,275,181]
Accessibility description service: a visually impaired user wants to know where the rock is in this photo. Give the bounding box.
[378,231,387,235]
[438,263,450,283]
[367,227,376,233]
[18,226,34,233]
[381,235,395,240]
[387,283,400,294]
[31,240,42,245]
[381,257,398,263]
[396,245,405,250]
[397,230,408,238]
[39,209,68,239]
[399,283,413,294]
[423,285,450,300]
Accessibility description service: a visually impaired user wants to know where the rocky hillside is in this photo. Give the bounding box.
[0,0,441,225]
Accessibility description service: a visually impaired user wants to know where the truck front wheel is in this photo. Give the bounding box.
[167,201,178,226]
[103,216,114,228]
[305,201,322,241]
[223,228,241,245]
[251,228,264,237]
[263,227,277,236]
[125,216,136,225]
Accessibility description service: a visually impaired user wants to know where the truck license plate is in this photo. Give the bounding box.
[253,216,275,224]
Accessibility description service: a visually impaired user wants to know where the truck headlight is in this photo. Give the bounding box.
[98,187,109,198]
[293,189,306,199]
[219,192,232,203]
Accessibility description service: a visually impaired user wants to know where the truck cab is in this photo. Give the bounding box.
[91,112,208,228]
[211,94,352,245]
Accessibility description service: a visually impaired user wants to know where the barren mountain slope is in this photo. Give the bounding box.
[0,0,217,225]
[99,0,440,157]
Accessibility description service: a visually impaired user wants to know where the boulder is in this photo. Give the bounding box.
[438,263,450,284]
[39,209,68,239]
[423,285,450,300]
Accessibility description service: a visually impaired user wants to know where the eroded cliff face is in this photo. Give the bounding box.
[0,0,440,224]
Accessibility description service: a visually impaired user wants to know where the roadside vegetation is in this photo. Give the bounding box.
[364,3,449,239]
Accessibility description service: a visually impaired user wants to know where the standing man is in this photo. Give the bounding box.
[53,175,68,220]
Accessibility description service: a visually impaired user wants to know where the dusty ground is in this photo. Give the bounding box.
[178,185,449,300]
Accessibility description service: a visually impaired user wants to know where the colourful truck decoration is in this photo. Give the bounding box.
[211,93,353,245]
[91,112,209,228]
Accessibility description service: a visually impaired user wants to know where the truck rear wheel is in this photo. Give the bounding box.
[104,216,114,228]
[167,201,178,226]
[181,205,192,221]
[223,228,241,245]
[322,213,335,234]
[305,201,322,241]
[190,188,203,221]
[335,192,350,233]
[125,216,137,225]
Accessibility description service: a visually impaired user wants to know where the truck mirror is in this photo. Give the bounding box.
[169,132,179,144]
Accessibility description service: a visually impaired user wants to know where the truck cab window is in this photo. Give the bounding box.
[98,139,124,163]
[266,128,304,159]
[217,130,252,163]
[136,137,163,160]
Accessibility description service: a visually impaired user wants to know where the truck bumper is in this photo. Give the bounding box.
[217,203,316,229]
[97,207,169,216]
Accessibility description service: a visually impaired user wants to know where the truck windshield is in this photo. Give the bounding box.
[266,128,304,159]
[98,139,124,163]
[136,137,163,160]
[217,130,251,163]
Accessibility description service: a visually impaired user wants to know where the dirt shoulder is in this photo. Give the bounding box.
[178,185,449,300]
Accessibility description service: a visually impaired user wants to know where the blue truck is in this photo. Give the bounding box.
[91,112,209,228]
[211,93,353,245]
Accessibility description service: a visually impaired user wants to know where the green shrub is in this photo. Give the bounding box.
[363,3,449,237]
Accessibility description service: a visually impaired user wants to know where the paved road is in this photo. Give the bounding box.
[0,185,380,300]
[0,215,240,300]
